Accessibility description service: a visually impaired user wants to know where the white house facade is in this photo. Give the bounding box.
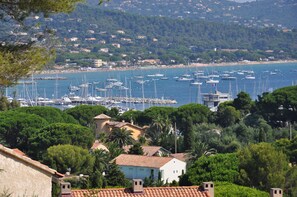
[114,154,186,183]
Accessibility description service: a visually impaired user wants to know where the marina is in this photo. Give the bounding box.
[5,62,297,111]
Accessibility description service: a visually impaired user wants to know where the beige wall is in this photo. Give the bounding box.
[122,125,143,140]
[0,152,52,197]
[94,119,110,137]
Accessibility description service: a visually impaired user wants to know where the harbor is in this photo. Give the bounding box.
[5,62,297,111]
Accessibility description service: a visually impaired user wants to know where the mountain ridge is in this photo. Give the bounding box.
[91,0,297,29]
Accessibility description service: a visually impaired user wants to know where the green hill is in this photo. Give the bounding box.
[40,4,297,66]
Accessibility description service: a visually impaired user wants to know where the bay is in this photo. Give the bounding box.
[9,62,297,110]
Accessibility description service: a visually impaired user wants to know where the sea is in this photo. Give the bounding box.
[8,62,297,111]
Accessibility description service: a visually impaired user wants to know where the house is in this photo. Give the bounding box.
[71,180,213,197]
[113,154,186,183]
[0,144,63,197]
[93,114,145,140]
[123,145,171,156]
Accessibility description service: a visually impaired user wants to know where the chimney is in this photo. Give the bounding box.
[59,182,71,197]
[202,182,214,197]
[270,188,283,197]
[132,179,143,193]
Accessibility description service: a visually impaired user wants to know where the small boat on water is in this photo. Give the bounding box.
[206,79,220,84]
[245,75,256,80]
[190,81,203,86]
[221,76,237,80]
[176,77,194,81]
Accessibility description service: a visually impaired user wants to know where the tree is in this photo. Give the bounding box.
[0,111,48,152]
[233,92,253,115]
[285,166,297,197]
[29,122,94,159]
[64,105,108,126]
[90,149,110,188]
[0,96,19,111]
[180,153,239,185]
[172,103,211,150]
[107,128,134,148]
[215,182,269,197]
[216,105,241,127]
[13,106,78,124]
[44,144,94,175]
[237,143,288,191]
[128,143,144,155]
[255,86,297,126]
[105,162,129,187]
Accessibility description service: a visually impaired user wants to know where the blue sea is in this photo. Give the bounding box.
[9,62,297,110]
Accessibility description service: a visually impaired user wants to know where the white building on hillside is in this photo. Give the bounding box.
[113,154,186,183]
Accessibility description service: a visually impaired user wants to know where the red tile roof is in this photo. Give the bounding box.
[113,154,180,168]
[0,144,63,178]
[72,186,210,197]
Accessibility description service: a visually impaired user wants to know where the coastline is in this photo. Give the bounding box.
[38,60,297,75]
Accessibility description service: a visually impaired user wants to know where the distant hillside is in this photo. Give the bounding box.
[94,0,297,29]
[36,4,297,66]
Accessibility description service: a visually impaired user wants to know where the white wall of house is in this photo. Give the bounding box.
[119,158,186,183]
[160,158,186,183]
[0,153,53,197]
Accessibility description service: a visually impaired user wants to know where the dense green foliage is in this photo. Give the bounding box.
[180,154,239,185]
[107,128,134,148]
[215,182,269,197]
[99,0,297,29]
[128,143,144,155]
[13,106,78,124]
[237,143,288,191]
[0,111,48,152]
[65,105,108,126]
[255,86,297,127]
[30,123,94,159]
[44,144,94,174]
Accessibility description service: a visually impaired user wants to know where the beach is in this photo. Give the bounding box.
[38,60,297,75]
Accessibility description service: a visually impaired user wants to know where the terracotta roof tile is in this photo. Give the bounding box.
[113,154,177,168]
[94,114,111,120]
[72,186,210,197]
[0,144,63,178]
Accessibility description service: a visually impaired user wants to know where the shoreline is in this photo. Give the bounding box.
[38,60,297,75]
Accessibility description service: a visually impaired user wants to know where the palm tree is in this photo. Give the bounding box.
[108,128,134,148]
[92,149,109,172]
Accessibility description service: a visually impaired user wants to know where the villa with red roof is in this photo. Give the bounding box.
[113,154,186,183]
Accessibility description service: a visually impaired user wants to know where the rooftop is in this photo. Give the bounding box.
[72,186,210,197]
[94,114,111,120]
[113,154,180,168]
